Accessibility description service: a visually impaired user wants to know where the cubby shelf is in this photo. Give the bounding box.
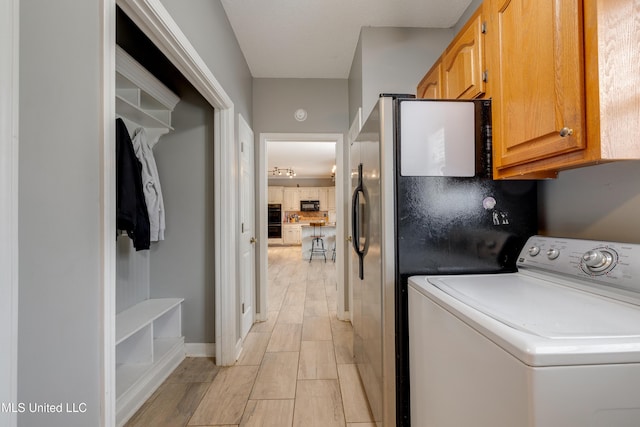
[115,298,184,427]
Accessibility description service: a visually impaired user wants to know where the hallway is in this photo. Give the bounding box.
[125,245,375,426]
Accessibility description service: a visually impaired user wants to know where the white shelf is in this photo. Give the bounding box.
[115,336,184,397]
[116,95,174,130]
[116,298,183,345]
[115,298,185,426]
[115,44,178,132]
[116,336,184,427]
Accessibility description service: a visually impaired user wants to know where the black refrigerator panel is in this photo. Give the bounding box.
[396,177,538,276]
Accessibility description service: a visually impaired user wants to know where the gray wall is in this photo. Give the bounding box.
[454,0,483,33]
[18,1,101,425]
[160,0,253,125]
[150,85,216,344]
[348,36,363,125]
[349,27,455,122]
[539,161,640,243]
[253,78,349,134]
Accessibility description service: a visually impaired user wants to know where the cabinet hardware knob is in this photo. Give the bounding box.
[559,127,573,137]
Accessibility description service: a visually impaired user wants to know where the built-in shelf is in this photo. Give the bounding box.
[116,298,183,345]
[115,45,183,427]
[115,45,179,133]
[115,298,184,427]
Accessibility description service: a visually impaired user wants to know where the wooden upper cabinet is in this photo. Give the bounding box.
[417,61,442,99]
[486,0,586,178]
[442,7,486,99]
[584,0,640,163]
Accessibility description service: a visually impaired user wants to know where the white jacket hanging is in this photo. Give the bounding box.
[132,127,166,241]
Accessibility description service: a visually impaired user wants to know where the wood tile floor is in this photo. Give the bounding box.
[126,245,375,427]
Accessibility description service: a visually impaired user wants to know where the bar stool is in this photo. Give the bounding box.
[309,222,327,262]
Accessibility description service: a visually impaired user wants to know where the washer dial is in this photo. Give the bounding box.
[580,247,618,275]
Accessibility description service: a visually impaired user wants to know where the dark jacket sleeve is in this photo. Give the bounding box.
[116,118,150,250]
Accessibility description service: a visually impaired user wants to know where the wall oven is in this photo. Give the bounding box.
[268,204,282,238]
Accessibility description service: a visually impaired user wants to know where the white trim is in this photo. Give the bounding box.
[101,2,117,426]
[103,0,239,423]
[0,0,19,425]
[184,343,216,358]
[258,133,346,321]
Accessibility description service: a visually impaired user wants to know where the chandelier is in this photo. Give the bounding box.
[270,166,296,178]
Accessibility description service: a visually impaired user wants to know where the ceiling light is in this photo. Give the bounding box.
[270,166,296,178]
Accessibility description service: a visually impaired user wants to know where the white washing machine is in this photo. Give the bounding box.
[408,235,640,427]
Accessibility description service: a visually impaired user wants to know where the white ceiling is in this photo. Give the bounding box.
[268,141,336,179]
[220,0,473,79]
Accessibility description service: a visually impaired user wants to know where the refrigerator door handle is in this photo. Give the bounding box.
[352,163,365,279]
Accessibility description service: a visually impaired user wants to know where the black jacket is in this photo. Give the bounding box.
[116,118,150,250]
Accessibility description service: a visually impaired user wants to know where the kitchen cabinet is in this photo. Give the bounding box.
[283,224,302,245]
[442,6,486,100]
[486,0,586,178]
[417,61,442,99]
[582,0,640,165]
[488,0,640,178]
[268,186,283,204]
[327,187,336,210]
[298,187,319,200]
[318,188,328,211]
[283,188,299,211]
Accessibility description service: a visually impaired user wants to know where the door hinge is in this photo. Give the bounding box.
[241,142,244,153]
[242,222,245,233]
[481,21,487,34]
[482,70,488,83]
[241,303,245,314]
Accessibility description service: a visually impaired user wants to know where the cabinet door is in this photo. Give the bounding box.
[318,188,328,211]
[294,227,302,245]
[327,187,336,210]
[298,187,319,200]
[442,8,485,99]
[268,186,283,204]
[487,0,585,178]
[417,62,442,99]
[283,188,298,211]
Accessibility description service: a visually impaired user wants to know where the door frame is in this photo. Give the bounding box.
[258,133,347,321]
[103,0,239,424]
[0,0,19,425]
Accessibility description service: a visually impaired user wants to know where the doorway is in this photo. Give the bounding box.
[257,133,347,324]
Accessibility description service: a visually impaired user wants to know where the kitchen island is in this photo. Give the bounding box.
[301,222,336,261]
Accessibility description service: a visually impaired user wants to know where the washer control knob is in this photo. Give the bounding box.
[528,246,540,256]
[582,250,613,272]
[547,248,560,260]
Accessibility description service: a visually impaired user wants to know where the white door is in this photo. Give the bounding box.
[239,116,256,338]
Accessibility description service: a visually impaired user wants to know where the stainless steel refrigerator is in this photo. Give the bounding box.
[350,95,537,427]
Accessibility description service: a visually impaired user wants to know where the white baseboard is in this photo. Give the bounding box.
[185,343,216,357]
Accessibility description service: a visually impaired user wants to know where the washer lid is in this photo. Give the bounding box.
[410,273,640,366]
[428,274,640,339]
